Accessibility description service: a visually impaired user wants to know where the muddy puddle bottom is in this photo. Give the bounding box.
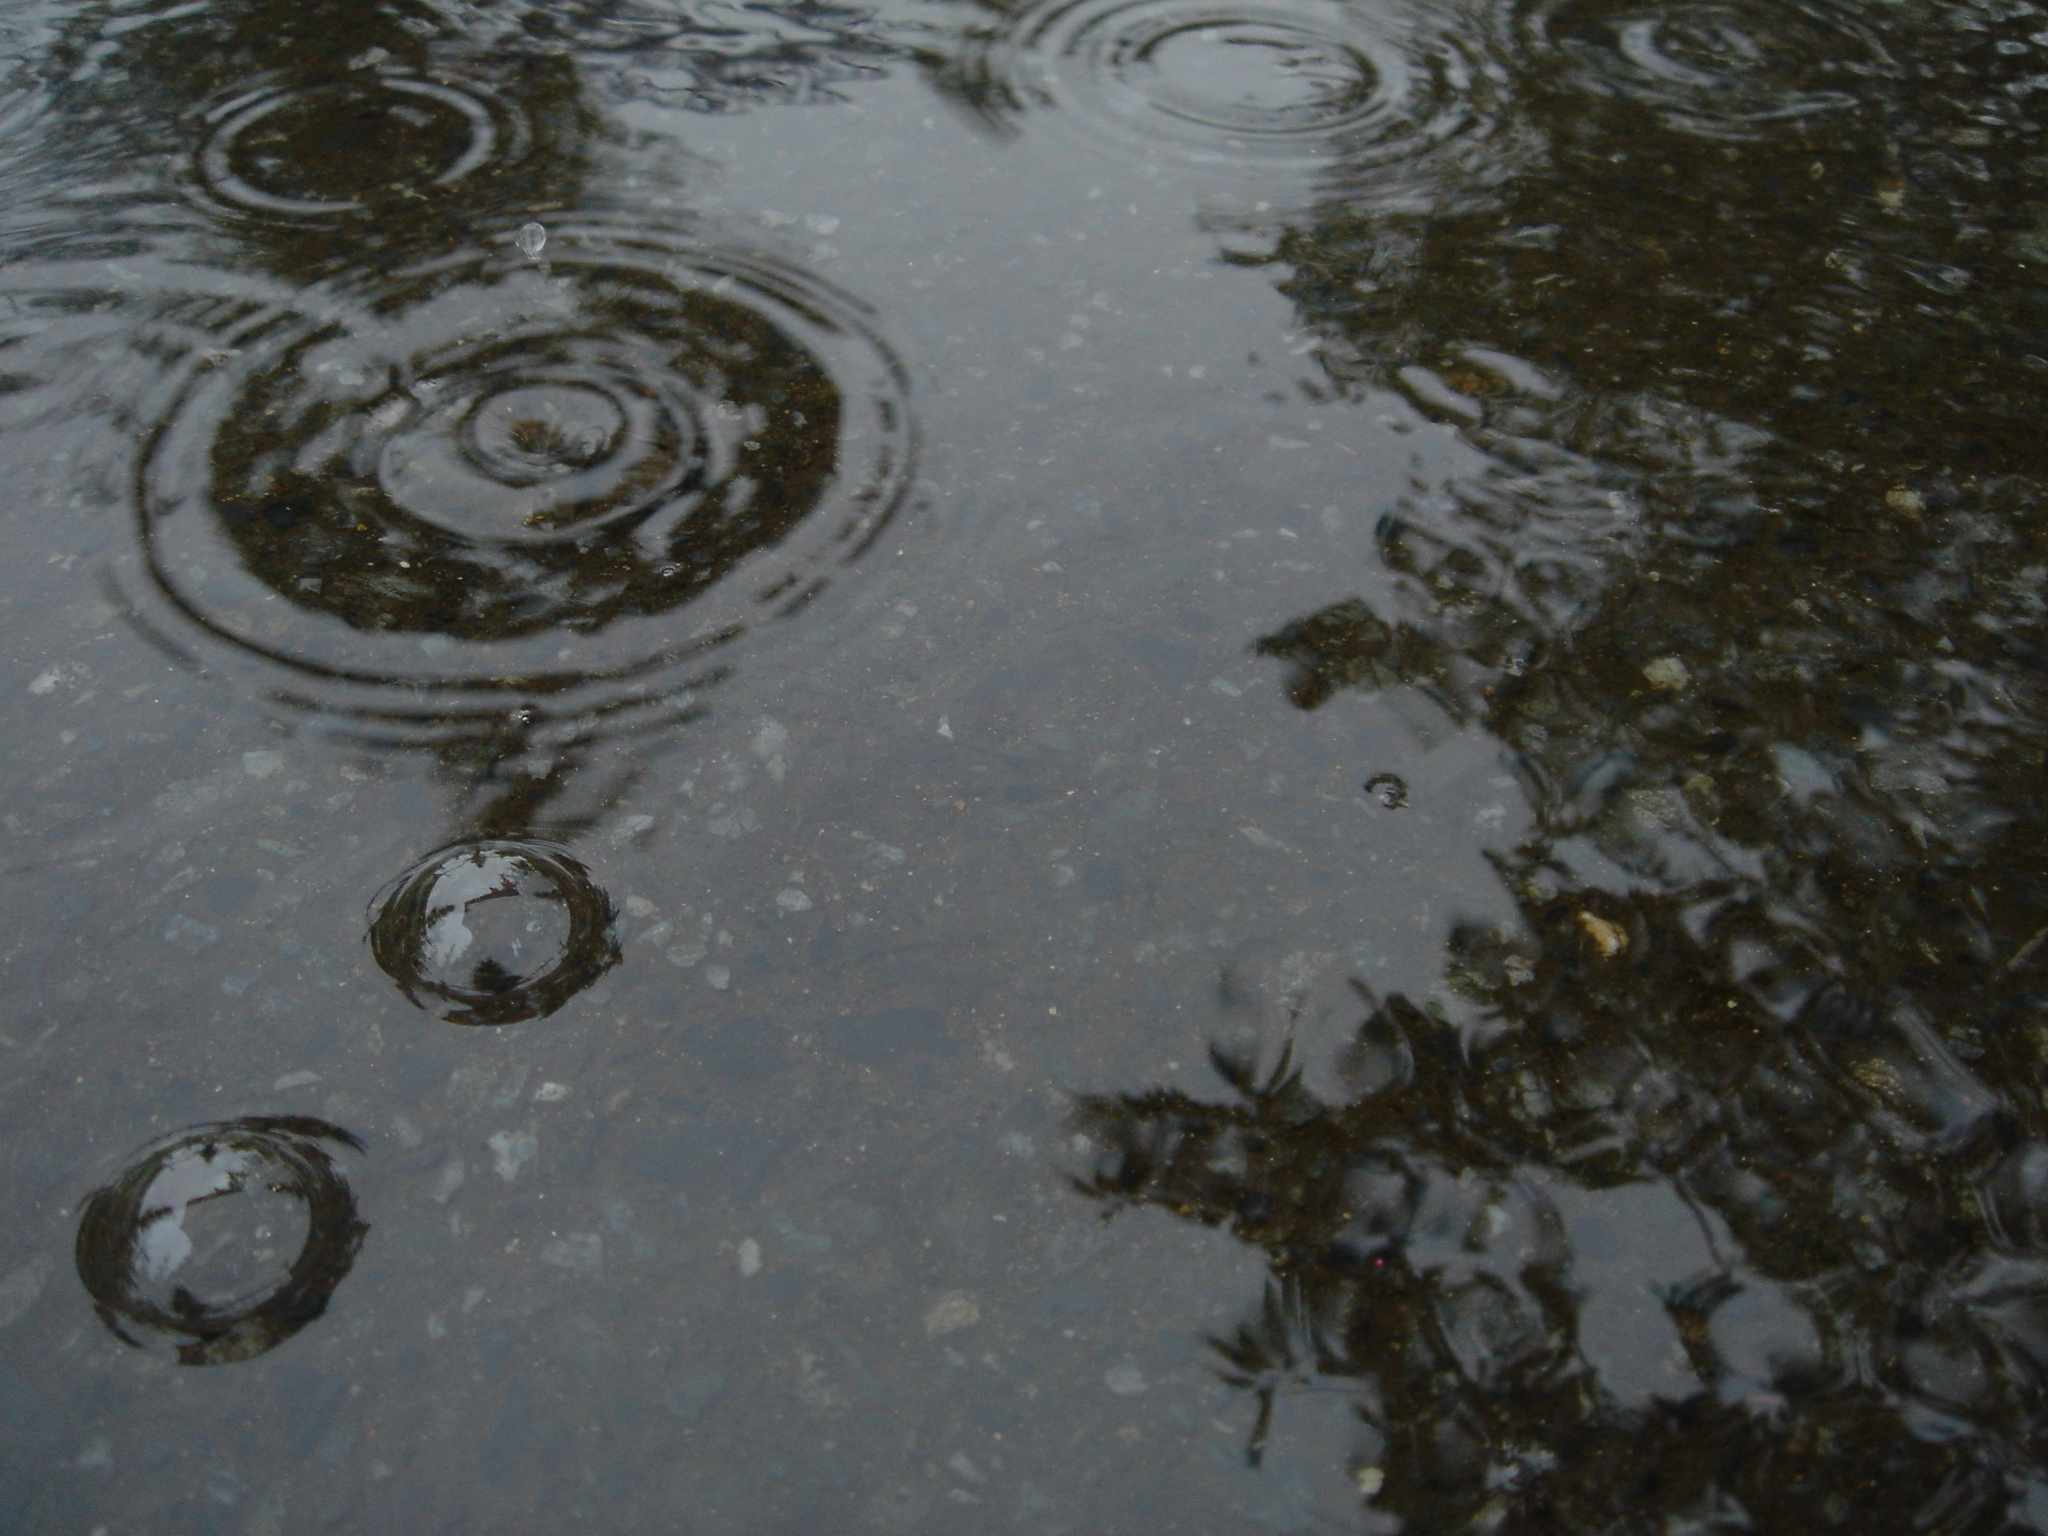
[2,0,2046,1529]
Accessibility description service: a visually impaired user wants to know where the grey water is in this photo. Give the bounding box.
[2,0,2046,1528]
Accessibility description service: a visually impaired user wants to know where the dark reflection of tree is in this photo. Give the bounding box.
[1070,926,2039,1525]
[38,0,593,279]
[1069,2,2048,1525]
[1220,0,2047,479]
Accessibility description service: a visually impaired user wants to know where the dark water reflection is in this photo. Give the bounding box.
[2,0,2046,1527]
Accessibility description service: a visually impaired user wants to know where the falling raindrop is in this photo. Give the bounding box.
[516,220,547,258]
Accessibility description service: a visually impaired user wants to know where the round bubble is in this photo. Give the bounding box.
[368,838,619,1026]
[74,1117,366,1366]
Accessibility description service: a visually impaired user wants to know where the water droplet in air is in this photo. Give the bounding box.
[516,221,547,258]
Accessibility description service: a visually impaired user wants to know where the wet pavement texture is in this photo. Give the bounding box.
[1,0,2046,1529]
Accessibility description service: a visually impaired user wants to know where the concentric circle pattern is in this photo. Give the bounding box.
[368,838,619,1026]
[1515,0,1889,138]
[945,0,1495,190]
[132,216,915,748]
[74,1118,367,1366]
[190,66,532,222]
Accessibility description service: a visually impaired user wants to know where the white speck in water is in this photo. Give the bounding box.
[487,1129,537,1182]
[937,715,953,740]
[1104,1361,1148,1396]
[925,1291,981,1336]
[737,1237,762,1277]
[516,221,547,258]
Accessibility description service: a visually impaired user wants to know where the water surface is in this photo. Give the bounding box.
[2,0,2046,1529]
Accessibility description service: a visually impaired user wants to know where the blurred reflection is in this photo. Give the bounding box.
[1217,0,2039,477]
[1070,956,2038,1526]
[1046,0,2048,1522]
[75,1118,367,1366]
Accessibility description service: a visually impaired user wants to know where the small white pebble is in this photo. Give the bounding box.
[1104,1362,1148,1396]
[1642,655,1691,692]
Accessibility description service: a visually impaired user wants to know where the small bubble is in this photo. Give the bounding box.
[1364,772,1408,809]
[516,221,547,258]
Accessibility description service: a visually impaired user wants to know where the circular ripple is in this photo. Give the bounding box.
[191,67,531,223]
[75,1118,366,1366]
[946,0,1492,186]
[369,838,619,1026]
[1515,0,1889,139]
[130,216,915,748]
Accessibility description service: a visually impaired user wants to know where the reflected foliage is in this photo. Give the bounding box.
[1071,0,2048,1525]
[1072,924,2044,1526]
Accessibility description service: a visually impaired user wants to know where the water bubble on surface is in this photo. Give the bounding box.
[124,214,917,750]
[369,839,620,1026]
[74,1118,366,1366]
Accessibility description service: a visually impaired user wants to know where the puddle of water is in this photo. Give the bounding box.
[1,0,2046,1529]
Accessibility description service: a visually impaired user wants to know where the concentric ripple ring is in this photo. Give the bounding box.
[75,1118,367,1366]
[1513,0,1890,139]
[129,215,916,748]
[190,67,531,221]
[945,0,1492,186]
